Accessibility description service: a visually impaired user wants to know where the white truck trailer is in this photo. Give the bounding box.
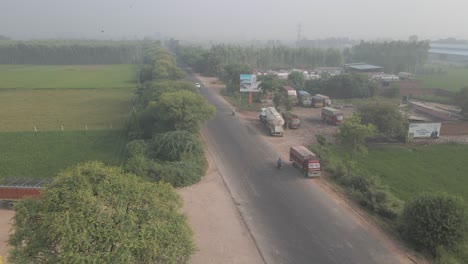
[260,107,285,136]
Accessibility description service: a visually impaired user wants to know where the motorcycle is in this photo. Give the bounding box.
[277,160,283,169]
[232,110,236,116]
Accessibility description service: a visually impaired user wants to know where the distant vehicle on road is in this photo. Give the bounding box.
[195,83,201,88]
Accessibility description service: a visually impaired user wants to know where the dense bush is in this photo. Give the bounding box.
[9,162,194,263]
[125,130,206,187]
[125,154,204,187]
[357,101,408,142]
[149,131,204,162]
[125,42,214,188]
[338,173,402,219]
[400,193,467,255]
[310,144,402,219]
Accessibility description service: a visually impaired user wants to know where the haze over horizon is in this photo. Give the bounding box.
[2,0,467,42]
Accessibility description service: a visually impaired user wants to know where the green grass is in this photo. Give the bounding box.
[417,65,468,92]
[0,89,133,131]
[0,64,136,89]
[355,144,468,204]
[0,130,128,179]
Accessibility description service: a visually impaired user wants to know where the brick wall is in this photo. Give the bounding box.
[441,122,468,135]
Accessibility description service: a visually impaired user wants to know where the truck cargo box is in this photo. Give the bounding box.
[289,146,321,177]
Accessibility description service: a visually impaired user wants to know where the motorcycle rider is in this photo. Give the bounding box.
[277,157,283,168]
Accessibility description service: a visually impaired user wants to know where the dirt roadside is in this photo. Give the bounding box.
[178,143,264,264]
[0,208,13,263]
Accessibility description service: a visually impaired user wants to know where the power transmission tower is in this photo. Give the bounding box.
[297,24,302,47]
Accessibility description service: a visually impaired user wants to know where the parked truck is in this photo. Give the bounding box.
[281,86,298,105]
[282,111,301,129]
[297,90,312,107]
[260,107,284,136]
[0,178,52,208]
[289,146,321,177]
[311,96,324,108]
[315,94,331,106]
[321,107,344,125]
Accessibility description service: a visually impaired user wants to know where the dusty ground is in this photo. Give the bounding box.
[179,145,264,264]
[0,207,13,263]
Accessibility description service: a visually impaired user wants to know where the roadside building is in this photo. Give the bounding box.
[428,43,468,65]
[344,63,383,73]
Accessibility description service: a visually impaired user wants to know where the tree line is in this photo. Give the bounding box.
[125,42,215,187]
[8,41,215,263]
[0,39,142,64]
[170,39,430,77]
[349,39,430,73]
[168,40,343,76]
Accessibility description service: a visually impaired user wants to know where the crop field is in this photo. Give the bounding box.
[0,89,133,131]
[0,130,128,179]
[417,65,468,92]
[0,64,136,89]
[355,144,468,205]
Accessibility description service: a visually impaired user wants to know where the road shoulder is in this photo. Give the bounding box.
[178,137,264,264]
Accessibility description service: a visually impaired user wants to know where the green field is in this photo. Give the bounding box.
[0,89,133,131]
[0,130,128,179]
[417,65,468,92]
[0,64,136,89]
[356,144,468,204]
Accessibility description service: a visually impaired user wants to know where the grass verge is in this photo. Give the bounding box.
[0,130,128,179]
[417,65,468,92]
[0,89,133,131]
[0,64,136,89]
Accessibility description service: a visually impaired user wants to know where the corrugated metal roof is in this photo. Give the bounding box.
[429,48,468,57]
[347,64,383,70]
[0,178,53,188]
[282,86,296,91]
[430,43,468,50]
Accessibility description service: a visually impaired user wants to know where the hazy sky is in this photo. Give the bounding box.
[1,0,467,41]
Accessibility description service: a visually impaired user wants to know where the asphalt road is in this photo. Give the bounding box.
[197,81,402,264]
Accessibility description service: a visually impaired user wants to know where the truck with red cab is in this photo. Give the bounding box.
[289,146,321,177]
[321,107,344,125]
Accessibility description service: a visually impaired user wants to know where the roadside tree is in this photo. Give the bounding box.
[400,193,467,255]
[258,74,282,96]
[9,161,194,264]
[357,101,408,142]
[287,71,305,89]
[145,90,215,134]
[336,115,376,176]
[223,64,252,94]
